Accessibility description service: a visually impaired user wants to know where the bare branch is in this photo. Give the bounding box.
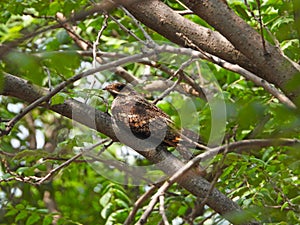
[159,195,170,225]
[56,12,141,85]
[109,14,145,43]
[120,6,156,46]
[136,186,163,225]
[36,139,109,185]
[124,185,158,225]
[152,72,182,105]
[92,14,109,68]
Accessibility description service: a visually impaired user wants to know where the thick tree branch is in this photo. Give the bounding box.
[179,0,300,100]
[121,0,300,103]
[1,73,258,225]
[122,0,255,74]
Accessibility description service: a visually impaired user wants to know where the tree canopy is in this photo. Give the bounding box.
[0,0,300,224]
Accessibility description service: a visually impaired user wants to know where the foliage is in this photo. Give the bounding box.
[0,0,300,224]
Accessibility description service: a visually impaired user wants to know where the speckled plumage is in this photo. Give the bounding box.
[104,83,180,147]
[104,82,206,176]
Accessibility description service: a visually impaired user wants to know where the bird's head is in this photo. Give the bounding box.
[104,82,135,98]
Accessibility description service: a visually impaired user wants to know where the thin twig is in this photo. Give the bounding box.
[97,140,114,155]
[74,50,128,58]
[175,0,190,10]
[175,9,194,16]
[197,212,217,225]
[136,187,163,225]
[244,0,268,54]
[195,138,300,162]
[56,12,92,50]
[57,11,142,85]
[124,185,158,225]
[0,150,16,157]
[84,14,109,104]
[255,0,268,55]
[152,58,196,104]
[159,195,170,225]
[120,6,155,46]
[93,14,109,68]
[109,14,144,43]
[197,146,229,211]
[152,73,182,105]
[140,60,206,99]
[36,138,109,185]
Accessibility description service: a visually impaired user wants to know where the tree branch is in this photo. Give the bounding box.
[121,0,258,79]
[1,73,259,224]
[179,0,300,101]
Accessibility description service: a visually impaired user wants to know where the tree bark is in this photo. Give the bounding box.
[180,0,299,97]
[123,0,300,103]
[1,73,259,225]
[123,0,256,74]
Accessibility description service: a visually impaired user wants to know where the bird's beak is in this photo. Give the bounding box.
[103,86,119,97]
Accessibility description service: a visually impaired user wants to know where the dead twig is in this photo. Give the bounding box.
[159,195,170,225]
[124,185,158,225]
[36,138,109,185]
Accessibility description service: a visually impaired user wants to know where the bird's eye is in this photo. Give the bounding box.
[116,84,125,91]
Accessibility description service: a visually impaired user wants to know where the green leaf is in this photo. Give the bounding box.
[115,199,128,208]
[99,191,112,207]
[51,93,68,105]
[177,205,188,216]
[291,195,300,204]
[101,35,127,48]
[15,211,28,222]
[48,2,61,15]
[101,202,114,219]
[34,164,47,171]
[109,209,128,223]
[16,167,35,176]
[26,213,40,225]
[4,51,44,85]
[5,208,19,217]
[15,204,25,210]
[1,172,14,180]
[113,189,131,204]
[40,52,80,78]
[42,215,53,225]
[13,150,49,162]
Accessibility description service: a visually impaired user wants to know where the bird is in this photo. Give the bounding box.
[104,82,206,175]
[104,83,178,146]
[104,82,204,150]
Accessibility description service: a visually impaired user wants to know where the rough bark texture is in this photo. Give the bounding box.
[1,73,258,225]
[123,0,257,74]
[179,0,300,99]
[123,0,300,102]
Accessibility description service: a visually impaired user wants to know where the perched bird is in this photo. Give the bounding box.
[105,83,179,146]
[104,82,206,175]
[104,82,203,150]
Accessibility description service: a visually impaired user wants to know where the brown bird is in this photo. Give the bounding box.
[104,82,204,151]
[104,82,206,175]
[104,83,178,147]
